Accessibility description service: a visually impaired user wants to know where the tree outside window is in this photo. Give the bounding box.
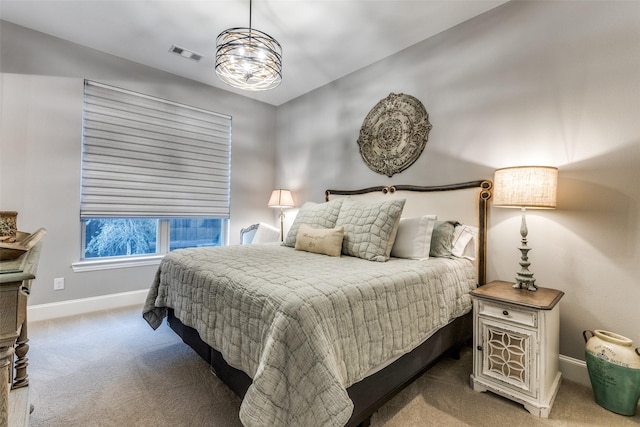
[83,218,223,259]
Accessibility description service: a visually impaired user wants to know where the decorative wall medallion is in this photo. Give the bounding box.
[357,93,432,177]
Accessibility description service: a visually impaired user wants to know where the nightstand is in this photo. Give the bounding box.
[469,280,564,418]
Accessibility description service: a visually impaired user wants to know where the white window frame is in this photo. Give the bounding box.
[72,219,228,272]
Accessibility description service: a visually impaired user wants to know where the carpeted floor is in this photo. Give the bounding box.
[25,304,639,426]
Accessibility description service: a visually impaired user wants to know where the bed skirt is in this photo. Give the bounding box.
[167,309,473,427]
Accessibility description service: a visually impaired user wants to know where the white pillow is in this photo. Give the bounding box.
[391,215,438,260]
[252,222,280,243]
[451,224,478,260]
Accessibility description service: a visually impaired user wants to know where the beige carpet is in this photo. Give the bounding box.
[25,305,639,427]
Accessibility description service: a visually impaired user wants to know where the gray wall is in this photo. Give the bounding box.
[275,1,640,360]
[1,21,278,305]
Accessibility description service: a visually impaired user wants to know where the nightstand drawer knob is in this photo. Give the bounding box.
[502,310,509,316]
[477,345,483,351]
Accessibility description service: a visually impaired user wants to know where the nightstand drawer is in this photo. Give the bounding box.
[478,300,537,327]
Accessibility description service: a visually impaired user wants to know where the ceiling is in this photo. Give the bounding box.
[0,0,508,106]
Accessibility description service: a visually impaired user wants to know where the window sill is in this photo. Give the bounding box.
[72,254,164,272]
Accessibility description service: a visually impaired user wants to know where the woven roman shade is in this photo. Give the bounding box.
[81,81,231,218]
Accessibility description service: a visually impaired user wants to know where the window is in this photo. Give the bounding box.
[169,218,223,251]
[82,218,225,259]
[78,81,231,265]
[83,218,158,258]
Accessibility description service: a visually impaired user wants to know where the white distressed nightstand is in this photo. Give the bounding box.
[469,280,564,418]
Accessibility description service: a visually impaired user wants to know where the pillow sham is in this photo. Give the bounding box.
[284,198,344,247]
[390,215,438,260]
[336,198,405,262]
[252,222,280,243]
[295,224,344,257]
[429,220,460,258]
[451,224,479,260]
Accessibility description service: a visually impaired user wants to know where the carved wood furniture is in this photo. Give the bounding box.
[470,280,564,417]
[239,223,259,244]
[1,229,45,427]
[1,272,31,427]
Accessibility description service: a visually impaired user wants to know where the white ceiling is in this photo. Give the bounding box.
[0,0,508,106]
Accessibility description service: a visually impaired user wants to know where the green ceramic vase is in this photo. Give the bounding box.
[583,329,640,416]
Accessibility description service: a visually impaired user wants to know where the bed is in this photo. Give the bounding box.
[143,180,492,427]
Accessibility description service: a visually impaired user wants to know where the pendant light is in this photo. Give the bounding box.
[215,0,283,91]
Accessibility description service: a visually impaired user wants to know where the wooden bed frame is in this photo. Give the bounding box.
[167,180,492,427]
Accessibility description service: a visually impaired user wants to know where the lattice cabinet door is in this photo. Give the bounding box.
[469,281,564,418]
[477,317,537,397]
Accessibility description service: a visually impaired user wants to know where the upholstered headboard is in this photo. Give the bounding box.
[325,181,492,285]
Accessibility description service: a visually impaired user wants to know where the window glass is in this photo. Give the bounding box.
[82,217,225,260]
[169,218,223,251]
[84,218,158,258]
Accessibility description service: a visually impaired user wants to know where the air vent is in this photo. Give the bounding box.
[169,44,203,61]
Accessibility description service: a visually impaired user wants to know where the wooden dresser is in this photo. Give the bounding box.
[1,272,33,427]
[1,229,45,427]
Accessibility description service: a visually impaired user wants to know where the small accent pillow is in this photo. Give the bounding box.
[252,222,280,243]
[451,224,479,260]
[336,198,406,262]
[295,224,344,257]
[429,220,460,258]
[391,215,438,260]
[284,198,344,247]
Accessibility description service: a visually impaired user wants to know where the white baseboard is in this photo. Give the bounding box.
[27,289,148,322]
[559,354,591,388]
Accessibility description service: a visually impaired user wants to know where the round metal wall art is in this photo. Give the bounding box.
[357,93,432,177]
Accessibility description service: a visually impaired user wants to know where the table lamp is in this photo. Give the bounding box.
[268,189,294,241]
[493,166,558,291]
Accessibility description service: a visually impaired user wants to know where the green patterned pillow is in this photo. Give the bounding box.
[336,198,405,262]
[283,198,344,247]
[429,220,460,258]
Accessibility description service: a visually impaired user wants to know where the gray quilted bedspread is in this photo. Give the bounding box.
[143,244,476,427]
